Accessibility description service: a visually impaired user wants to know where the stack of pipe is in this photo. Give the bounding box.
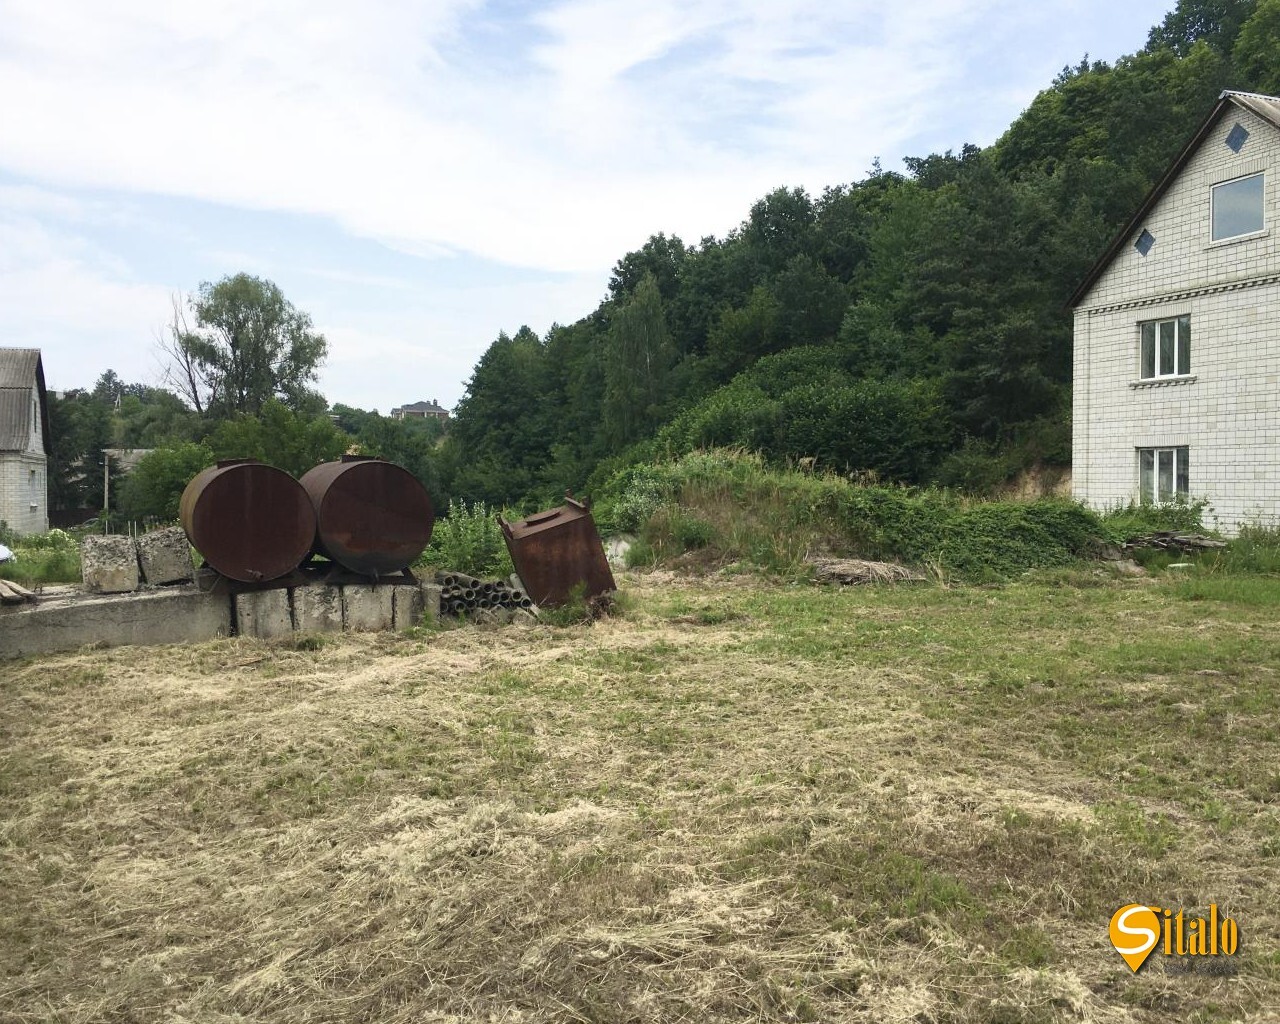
[435,571,535,620]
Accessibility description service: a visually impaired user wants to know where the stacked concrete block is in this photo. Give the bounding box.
[81,535,140,594]
[136,527,195,585]
[234,589,293,639]
[391,585,423,631]
[294,584,343,633]
[342,584,395,631]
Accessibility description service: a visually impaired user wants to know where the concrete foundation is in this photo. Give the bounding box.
[136,527,194,585]
[235,589,293,639]
[343,585,395,631]
[1,579,442,660]
[0,586,232,660]
[294,584,343,633]
[81,535,140,594]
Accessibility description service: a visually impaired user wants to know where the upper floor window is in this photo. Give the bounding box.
[1211,172,1264,241]
[1140,315,1190,379]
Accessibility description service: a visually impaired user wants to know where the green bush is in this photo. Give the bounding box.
[0,528,82,586]
[419,500,514,579]
[1098,499,1209,542]
[598,449,1109,581]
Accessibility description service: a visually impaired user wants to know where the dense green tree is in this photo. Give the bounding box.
[205,400,349,478]
[1147,0,1255,54]
[47,390,112,513]
[162,274,328,418]
[1233,0,1280,93]
[118,443,214,520]
[602,274,676,448]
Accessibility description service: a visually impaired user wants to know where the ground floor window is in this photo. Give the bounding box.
[1138,447,1189,504]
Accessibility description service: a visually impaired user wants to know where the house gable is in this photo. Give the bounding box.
[0,348,50,457]
[1071,91,1280,312]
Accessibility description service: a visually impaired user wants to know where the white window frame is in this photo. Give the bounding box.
[1138,447,1189,505]
[1139,315,1191,380]
[1210,171,1265,242]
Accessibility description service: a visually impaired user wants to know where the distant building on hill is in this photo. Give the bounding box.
[0,348,50,535]
[1070,90,1280,531]
[390,399,450,423]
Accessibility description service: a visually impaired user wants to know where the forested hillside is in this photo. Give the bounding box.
[439,0,1278,507]
[44,0,1280,525]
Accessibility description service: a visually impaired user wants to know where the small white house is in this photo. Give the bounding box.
[0,348,50,535]
[1070,90,1280,532]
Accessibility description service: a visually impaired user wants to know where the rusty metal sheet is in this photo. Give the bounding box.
[500,496,616,608]
[300,456,434,577]
[180,460,316,583]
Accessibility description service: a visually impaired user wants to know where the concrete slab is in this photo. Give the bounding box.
[136,527,195,585]
[81,535,140,594]
[234,589,293,639]
[342,585,394,631]
[392,585,423,631]
[0,586,232,660]
[294,585,343,633]
[422,583,441,621]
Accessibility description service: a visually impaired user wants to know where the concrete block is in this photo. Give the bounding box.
[136,527,195,585]
[235,589,293,639]
[422,583,441,620]
[392,585,423,631]
[342,584,394,632]
[81,535,140,594]
[0,586,232,660]
[294,584,343,633]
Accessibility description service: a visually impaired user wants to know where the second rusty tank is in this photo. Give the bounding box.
[300,455,435,576]
[179,459,317,583]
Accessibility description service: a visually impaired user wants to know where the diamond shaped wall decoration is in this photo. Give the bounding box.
[1134,229,1155,256]
[1226,123,1249,153]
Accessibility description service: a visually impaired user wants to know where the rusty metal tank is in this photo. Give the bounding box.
[179,459,316,583]
[299,455,435,576]
[499,496,616,608]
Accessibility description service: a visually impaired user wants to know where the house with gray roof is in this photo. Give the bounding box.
[389,399,449,423]
[1070,91,1280,531]
[0,349,51,534]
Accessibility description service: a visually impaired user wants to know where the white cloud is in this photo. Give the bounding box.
[0,212,175,391]
[0,0,1169,275]
[0,0,1170,407]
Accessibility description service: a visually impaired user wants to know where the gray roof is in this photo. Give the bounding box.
[0,348,49,455]
[0,348,40,389]
[1069,90,1280,308]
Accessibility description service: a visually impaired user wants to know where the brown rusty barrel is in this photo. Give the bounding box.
[300,456,434,576]
[179,459,316,583]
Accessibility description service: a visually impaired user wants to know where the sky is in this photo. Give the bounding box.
[0,0,1174,412]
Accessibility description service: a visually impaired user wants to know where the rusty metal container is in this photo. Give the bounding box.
[499,496,616,608]
[179,460,316,583]
[299,455,434,576]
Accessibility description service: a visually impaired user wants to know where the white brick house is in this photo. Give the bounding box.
[1070,90,1280,532]
[0,349,50,535]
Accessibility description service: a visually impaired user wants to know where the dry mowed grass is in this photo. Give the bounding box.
[2,570,1279,1023]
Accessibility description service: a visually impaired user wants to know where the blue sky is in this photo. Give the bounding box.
[0,0,1173,412]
